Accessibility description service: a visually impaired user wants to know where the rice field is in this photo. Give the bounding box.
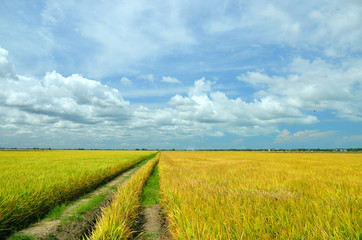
[159,151,362,239]
[0,150,156,236]
[2,150,361,239]
[88,152,159,239]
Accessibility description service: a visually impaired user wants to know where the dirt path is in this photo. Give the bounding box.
[11,167,139,240]
[137,204,169,240]
[142,204,165,239]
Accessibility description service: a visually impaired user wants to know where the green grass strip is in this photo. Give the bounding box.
[44,201,71,220]
[69,194,106,222]
[87,153,160,240]
[7,235,35,240]
[141,165,160,206]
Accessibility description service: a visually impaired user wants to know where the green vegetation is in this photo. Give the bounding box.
[7,235,34,240]
[44,202,71,221]
[70,194,106,221]
[142,232,159,240]
[141,165,160,206]
[0,150,156,237]
[87,153,159,239]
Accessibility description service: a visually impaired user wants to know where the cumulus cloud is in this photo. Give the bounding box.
[120,77,132,86]
[238,57,362,121]
[161,76,181,84]
[0,47,17,80]
[0,45,359,148]
[0,47,130,127]
[132,77,317,138]
[140,74,155,82]
[274,129,336,144]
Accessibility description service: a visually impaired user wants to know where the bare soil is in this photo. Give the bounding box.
[137,204,169,240]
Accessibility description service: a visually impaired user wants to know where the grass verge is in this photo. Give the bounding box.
[141,165,160,207]
[86,153,160,239]
[68,194,106,222]
[7,235,34,240]
[44,202,71,221]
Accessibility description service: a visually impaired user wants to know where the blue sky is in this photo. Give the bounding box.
[0,0,361,149]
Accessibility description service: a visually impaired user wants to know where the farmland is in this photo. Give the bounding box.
[1,150,361,239]
[159,151,362,239]
[88,153,159,239]
[0,150,156,237]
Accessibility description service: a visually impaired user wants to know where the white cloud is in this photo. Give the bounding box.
[0,49,136,148]
[161,76,181,84]
[274,129,336,144]
[138,77,318,137]
[120,77,132,86]
[204,2,301,43]
[0,47,17,80]
[338,135,362,144]
[238,57,362,121]
[140,74,155,82]
[0,47,130,126]
[274,129,292,143]
[204,1,362,56]
[0,46,359,148]
[2,0,362,78]
[51,1,194,78]
[0,1,197,78]
[188,77,212,96]
[309,2,362,53]
[119,86,189,99]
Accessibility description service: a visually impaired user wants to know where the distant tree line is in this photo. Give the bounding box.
[0,147,361,152]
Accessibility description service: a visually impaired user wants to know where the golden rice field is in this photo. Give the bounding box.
[0,150,156,236]
[159,151,362,239]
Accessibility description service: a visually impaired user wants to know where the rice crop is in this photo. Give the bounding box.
[88,152,160,239]
[159,151,362,239]
[0,150,156,237]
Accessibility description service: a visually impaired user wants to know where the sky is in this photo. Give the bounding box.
[0,0,361,149]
